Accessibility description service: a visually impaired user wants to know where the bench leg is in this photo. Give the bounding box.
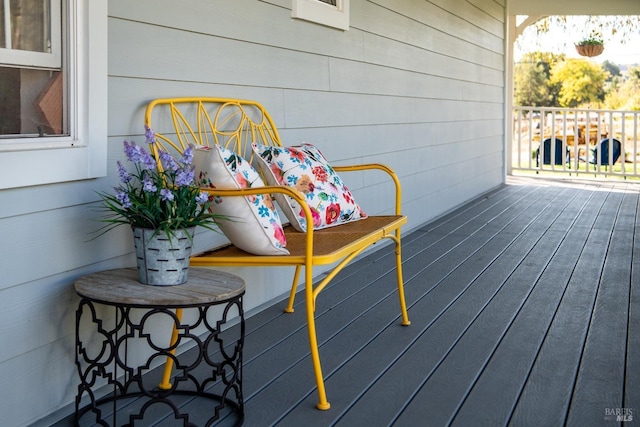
[305,268,331,410]
[297,232,409,410]
[394,233,411,326]
[159,308,183,390]
[285,266,302,313]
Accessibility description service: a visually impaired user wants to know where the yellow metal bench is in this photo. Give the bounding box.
[144,97,410,410]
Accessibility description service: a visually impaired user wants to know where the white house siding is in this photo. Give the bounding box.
[0,0,505,425]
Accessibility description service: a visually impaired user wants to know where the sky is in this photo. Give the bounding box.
[514,16,640,66]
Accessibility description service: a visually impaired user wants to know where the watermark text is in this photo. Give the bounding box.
[605,408,634,422]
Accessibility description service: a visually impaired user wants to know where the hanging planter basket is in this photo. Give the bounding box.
[575,43,604,57]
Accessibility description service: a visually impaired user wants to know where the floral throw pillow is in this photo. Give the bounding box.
[252,142,367,232]
[193,145,288,255]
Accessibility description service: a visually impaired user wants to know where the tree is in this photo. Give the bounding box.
[515,62,552,106]
[514,52,564,106]
[602,60,621,82]
[549,59,607,107]
[605,65,640,110]
[514,16,639,109]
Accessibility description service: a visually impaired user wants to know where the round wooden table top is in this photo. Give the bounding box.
[74,267,245,307]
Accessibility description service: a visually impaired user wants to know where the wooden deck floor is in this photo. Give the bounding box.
[58,176,640,426]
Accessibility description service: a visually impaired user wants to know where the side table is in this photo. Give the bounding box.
[74,267,245,426]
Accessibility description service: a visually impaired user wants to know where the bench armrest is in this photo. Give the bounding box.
[199,184,316,258]
[332,163,403,216]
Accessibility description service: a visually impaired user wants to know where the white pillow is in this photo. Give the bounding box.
[193,145,289,255]
[252,142,367,232]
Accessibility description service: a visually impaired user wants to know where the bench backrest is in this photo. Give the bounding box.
[144,97,283,162]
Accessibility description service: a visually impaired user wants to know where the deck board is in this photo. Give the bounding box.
[627,194,640,416]
[56,176,640,427]
[392,196,584,426]
[453,187,608,426]
[328,188,578,426]
[566,190,635,426]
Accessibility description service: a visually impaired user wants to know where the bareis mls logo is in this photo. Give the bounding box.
[604,408,634,422]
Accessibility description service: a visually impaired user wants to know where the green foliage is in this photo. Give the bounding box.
[550,59,606,107]
[604,65,640,110]
[514,52,564,107]
[515,52,640,110]
[576,30,604,46]
[519,52,566,70]
[602,60,621,81]
[514,16,640,109]
[514,62,553,106]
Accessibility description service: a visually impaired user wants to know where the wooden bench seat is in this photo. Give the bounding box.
[193,215,406,265]
[144,97,410,410]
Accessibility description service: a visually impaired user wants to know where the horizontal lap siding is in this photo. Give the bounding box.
[108,0,506,229]
[0,0,505,425]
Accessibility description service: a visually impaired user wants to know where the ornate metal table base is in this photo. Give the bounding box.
[73,268,245,426]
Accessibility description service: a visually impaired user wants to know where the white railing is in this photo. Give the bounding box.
[512,107,640,179]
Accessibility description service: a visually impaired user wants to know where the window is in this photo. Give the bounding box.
[292,0,349,31]
[0,0,63,137]
[0,0,107,189]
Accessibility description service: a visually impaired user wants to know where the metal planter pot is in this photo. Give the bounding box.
[132,227,195,285]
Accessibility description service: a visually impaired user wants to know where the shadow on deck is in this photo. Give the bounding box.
[56,176,640,426]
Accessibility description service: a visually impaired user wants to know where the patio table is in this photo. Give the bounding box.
[73,267,245,426]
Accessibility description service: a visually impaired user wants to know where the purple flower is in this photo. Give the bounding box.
[123,140,144,163]
[175,168,195,187]
[160,151,179,171]
[140,150,157,170]
[196,192,209,204]
[160,188,175,201]
[117,161,131,183]
[142,175,157,192]
[180,146,194,165]
[123,140,156,170]
[145,126,156,144]
[116,190,132,208]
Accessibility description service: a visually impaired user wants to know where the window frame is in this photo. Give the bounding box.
[0,0,62,68]
[0,0,107,190]
[292,0,349,31]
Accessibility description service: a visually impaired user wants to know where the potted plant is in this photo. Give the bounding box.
[97,127,222,285]
[575,32,604,57]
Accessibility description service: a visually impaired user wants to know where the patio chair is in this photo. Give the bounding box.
[536,137,570,168]
[589,138,621,170]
